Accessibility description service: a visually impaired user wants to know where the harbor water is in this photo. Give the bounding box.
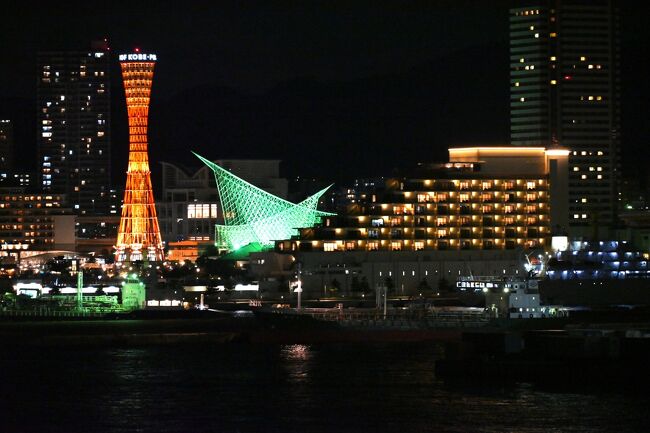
[1,342,647,433]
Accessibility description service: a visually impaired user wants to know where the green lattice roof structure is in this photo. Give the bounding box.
[193,152,334,251]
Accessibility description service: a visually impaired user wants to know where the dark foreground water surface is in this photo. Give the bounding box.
[0,342,647,433]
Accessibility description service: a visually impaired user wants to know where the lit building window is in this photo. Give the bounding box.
[187,203,218,219]
[324,242,337,252]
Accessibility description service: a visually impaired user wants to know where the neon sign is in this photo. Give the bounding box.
[118,53,157,61]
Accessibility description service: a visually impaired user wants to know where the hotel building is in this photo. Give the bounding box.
[278,147,569,253]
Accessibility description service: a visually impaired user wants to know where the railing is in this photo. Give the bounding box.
[0,308,122,318]
[300,308,490,329]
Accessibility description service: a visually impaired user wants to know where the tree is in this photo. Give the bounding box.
[438,277,452,293]
[276,275,290,293]
[328,278,341,296]
[418,278,432,294]
[200,243,219,258]
[350,276,361,293]
[384,276,394,294]
[359,276,370,294]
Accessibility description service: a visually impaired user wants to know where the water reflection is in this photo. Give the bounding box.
[2,343,649,433]
[280,344,313,387]
[281,344,312,361]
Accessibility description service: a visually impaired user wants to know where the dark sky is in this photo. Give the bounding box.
[1,1,648,187]
[2,1,512,97]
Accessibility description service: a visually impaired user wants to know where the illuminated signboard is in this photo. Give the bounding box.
[457,281,494,289]
[456,280,502,292]
[118,53,157,62]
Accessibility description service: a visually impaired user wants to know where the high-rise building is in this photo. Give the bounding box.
[115,51,164,262]
[0,119,14,174]
[509,1,620,238]
[37,40,111,215]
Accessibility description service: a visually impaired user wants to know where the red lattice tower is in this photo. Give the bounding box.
[115,52,164,262]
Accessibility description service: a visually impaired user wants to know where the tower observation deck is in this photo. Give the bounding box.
[115,52,164,262]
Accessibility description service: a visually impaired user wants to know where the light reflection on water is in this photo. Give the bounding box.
[281,344,313,382]
[1,343,648,433]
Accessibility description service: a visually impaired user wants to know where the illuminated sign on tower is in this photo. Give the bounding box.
[115,51,164,262]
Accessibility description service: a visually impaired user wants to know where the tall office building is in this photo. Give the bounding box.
[37,40,111,215]
[510,1,620,238]
[0,119,13,174]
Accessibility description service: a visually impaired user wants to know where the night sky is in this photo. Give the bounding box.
[1,1,648,188]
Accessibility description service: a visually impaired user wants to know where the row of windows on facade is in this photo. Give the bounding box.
[516,55,603,64]
[352,203,545,220]
[366,214,545,227]
[518,95,605,102]
[362,226,545,238]
[0,195,61,202]
[159,203,219,219]
[402,180,544,190]
[407,191,544,205]
[42,70,105,77]
[0,239,53,248]
[308,238,546,252]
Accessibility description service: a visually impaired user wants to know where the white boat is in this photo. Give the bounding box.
[457,276,569,319]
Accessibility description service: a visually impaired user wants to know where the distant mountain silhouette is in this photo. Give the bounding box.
[140,42,509,190]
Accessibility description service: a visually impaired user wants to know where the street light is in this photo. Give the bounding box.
[295,261,303,310]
